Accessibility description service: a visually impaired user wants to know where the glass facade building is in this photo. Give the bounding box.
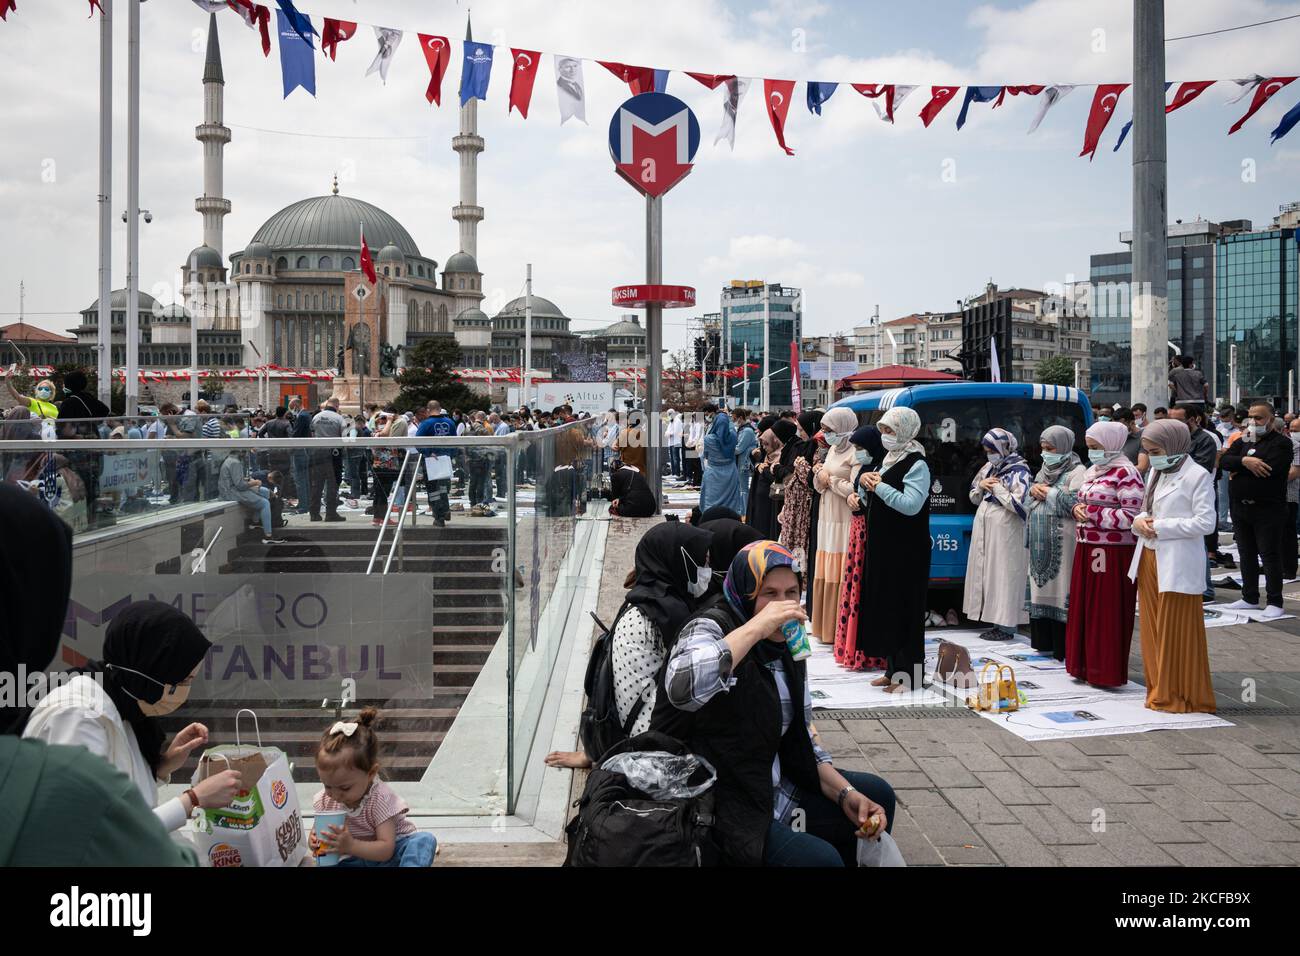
[1216,229,1299,403]
[722,283,803,408]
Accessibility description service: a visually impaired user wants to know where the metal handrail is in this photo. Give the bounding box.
[365,448,414,575]
[383,455,426,575]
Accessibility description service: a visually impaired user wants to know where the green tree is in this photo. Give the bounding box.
[394,337,488,414]
[1035,355,1076,387]
[200,370,225,402]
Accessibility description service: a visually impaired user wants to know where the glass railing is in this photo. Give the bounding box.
[0,418,606,821]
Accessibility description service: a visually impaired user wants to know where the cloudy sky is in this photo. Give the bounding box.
[2,0,1299,353]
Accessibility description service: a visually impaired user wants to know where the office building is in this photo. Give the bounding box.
[722,281,803,409]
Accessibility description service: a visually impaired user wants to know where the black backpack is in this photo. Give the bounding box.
[579,604,653,764]
[564,732,716,868]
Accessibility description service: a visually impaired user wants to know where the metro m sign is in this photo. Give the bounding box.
[608,92,700,198]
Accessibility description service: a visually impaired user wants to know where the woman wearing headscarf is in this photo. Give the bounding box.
[1025,426,1088,660]
[0,486,198,866]
[546,520,714,769]
[691,504,742,526]
[810,407,859,643]
[776,410,823,569]
[699,516,764,600]
[607,464,657,517]
[849,408,932,691]
[963,428,1033,640]
[803,427,830,617]
[748,419,795,538]
[24,601,244,832]
[831,423,888,672]
[699,404,744,515]
[1129,419,1217,712]
[1064,421,1146,687]
[652,541,896,866]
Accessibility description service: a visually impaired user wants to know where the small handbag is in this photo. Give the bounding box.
[935,640,974,685]
[968,662,1020,713]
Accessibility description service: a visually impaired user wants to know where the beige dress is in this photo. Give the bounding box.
[811,447,856,642]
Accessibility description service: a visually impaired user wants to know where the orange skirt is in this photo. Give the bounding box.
[1136,548,1216,713]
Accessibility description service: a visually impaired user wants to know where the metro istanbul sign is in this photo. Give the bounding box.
[608,92,701,198]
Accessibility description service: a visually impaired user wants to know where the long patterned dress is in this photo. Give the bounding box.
[1025,465,1086,660]
[833,505,886,671]
[810,447,857,643]
[778,456,815,569]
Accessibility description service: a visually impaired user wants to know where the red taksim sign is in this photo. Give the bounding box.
[611,285,696,308]
[608,93,701,198]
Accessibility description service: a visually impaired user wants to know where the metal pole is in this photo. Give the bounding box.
[523,263,532,407]
[1229,344,1238,405]
[762,282,770,410]
[189,256,199,409]
[743,342,749,406]
[874,303,880,369]
[1130,0,1168,414]
[125,0,141,416]
[646,194,663,513]
[97,0,113,406]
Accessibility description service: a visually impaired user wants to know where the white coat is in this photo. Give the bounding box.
[1126,460,1216,594]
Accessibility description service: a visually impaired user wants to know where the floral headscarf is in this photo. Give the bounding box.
[723,540,800,620]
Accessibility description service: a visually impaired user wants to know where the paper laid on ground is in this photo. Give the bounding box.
[1199,602,1295,625]
[806,639,950,709]
[921,630,1231,741]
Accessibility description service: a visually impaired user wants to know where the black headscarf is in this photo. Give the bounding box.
[699,518,764,597]
[691,505,742,526]
[625,521,714,645]
[849,424,885,463]
[757,415,778,435]
[797,410,824,441]
[771,419,798,446]
[77,601,212,774]
[0,485,74,735]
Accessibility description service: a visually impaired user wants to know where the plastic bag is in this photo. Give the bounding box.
[600,750,717,801]
[856,831,906,867]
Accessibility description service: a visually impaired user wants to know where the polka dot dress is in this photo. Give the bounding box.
[610,606,664,737]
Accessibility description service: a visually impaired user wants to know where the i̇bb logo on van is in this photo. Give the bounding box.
[209,843,243,868]
[270,779,288,809]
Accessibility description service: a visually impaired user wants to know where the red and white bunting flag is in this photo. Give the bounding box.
[227,2,271,58]
[359,227,377,285]
[599,61,656,95]
[1026,84,1074,133]
[1226,75,1264,104]
[852,84,916,123]
[320,18,356,61]
[509,48,542,118]
[191,1,226,11]
[993,85,1044,107]
[89,0,104,15]
[687,72,736,90]
[918,86,961,127]
[1229,76,1297,134]
[1167,80,1214,113]
[1079,83,1127,159]
[0,0,14,21]
[763,78,797,154]
[418,34,451,105]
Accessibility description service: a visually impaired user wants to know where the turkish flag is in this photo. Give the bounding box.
[600,61,656,95]
[763,78,797,155]
[1079,83,1128,159]
[360,232,377,285]
[918,86,961,127]
[1229,76,1297,134]
[687,72,735,90]
[993,85,1044,107]
[321,19,356,61]
[509,48,542,118]
[227,2,271,57]
[88,0,102,15]
[1167,80,1214,113]
[418,34,451,105]
[852,83,904,122]
[0,1,15,22]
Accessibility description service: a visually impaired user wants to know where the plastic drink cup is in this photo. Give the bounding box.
[312,811,347,866]
[783,619,812,661]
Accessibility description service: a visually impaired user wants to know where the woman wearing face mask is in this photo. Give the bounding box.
[810,407,860,644]
[1129,419,1217,712]
[6,376,60,420]
[699,404,744,515]
[852,408,932,690]
[963,428,1032,641]
[748,419,793,539]
[833,425,888,672]
[776,410,823,568]
[546,521,714,770]
[1064,421,1145,687]
[23,601,244,831]
[652,541,896,866]
[1025,426,1087,660]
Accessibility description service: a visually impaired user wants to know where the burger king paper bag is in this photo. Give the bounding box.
[187,710,306,868]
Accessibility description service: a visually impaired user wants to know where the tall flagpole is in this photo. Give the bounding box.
[97,0,113,406]
[125,0,141,416]
[523,264,533,408]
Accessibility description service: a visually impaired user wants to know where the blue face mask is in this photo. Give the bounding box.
[1149,453,1185,472]
[1041,451,1069,467]
[854,449,871,465]
[824,432,842,447]
[1088,449,1108,465]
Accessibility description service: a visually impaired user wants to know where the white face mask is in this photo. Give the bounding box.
[824,432,842,447]
[682,547,711,598]
[880,433,901,451]
[854,449,871,464]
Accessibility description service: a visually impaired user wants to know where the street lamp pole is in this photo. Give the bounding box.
[97,0,113,406]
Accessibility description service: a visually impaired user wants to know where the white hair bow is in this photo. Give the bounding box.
[329,721,359,737]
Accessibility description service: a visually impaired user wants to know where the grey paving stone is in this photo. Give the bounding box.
[830,756,875,774]
[1091,822,1178,866]
[1092,754,1169,786]
[978,731,1044,757]
[1200,738,1284,769]
[1250,767,1300,792]
[887,809,944,866]
[1030,742,1105,771]
[873,771,933,790]
[974,824,1061,866]
[839,719,893,744]
[1052,843,1122,866]
[908,803,982,846]
[1207,801,1300,842]
[1073,769,1154,804]
[1161,842,1242,866]
[1008,804,1099,845]
[942,787,1019,825]
[891,731,953,759]
[1155,768,1255,802]
[934,843,1002,866]
[914,756,982,788]
[947,739,1012,773]
[1184,753,1270,785]
[815,730,862,757]
[1136,785,1233,822]
[1232,783,1300,819]
[1156,731,1221,755]
[1110,739,1196,770]
[1123,803,1209,844]
[1001,755,1078,788]
[1068,738,1129,756]
[1189,820,1296,865]
[894,788,947,809]
[860,743,921,773]
[1039,787,1130,824]
[974,770,1051,805]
